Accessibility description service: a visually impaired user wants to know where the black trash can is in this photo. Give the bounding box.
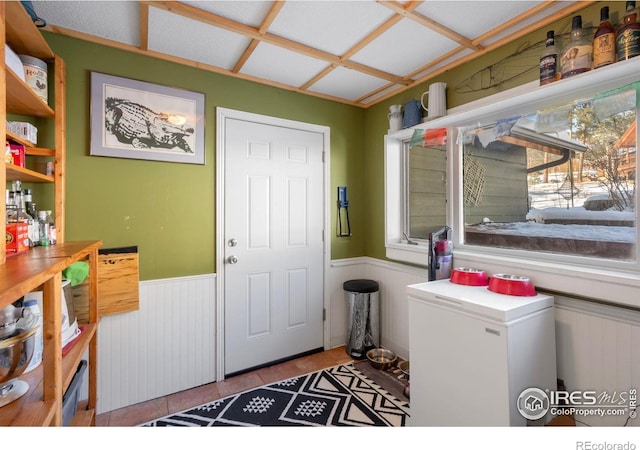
[344,279,380,359]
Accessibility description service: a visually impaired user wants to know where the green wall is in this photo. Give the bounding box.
[40,1,622,278]
[43,33,366,280]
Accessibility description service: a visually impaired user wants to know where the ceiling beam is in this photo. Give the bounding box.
[342,1,420,60]
[232,0,285,73]
[300,0,420,93]
[139,1,149,51]
[42,22,363,107]
[378,0,483,51]
[470,0,560,46]
[44,0,600,109]
[359,0,597,106]
[142,1,410,86]
[299,64,337,91]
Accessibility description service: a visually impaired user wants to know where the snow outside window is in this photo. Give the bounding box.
[460,88,637,262]
[385,62,640,307]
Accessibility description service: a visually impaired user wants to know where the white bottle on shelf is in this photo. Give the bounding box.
[38,210,50,246]
[19,298,43,373]
[46,210,56,245]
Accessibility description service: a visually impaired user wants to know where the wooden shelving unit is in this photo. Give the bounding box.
[6,164,54,183]
[1,2,101,426]
[0,242,101,426]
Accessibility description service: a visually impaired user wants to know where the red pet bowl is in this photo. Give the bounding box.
[488,274,537,296]
[450,267,489,286]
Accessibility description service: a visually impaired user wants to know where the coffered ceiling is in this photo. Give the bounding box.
[33,0,593,107]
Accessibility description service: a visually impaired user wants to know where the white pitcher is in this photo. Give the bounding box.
[420,82,447,119]
[388,104,403,132]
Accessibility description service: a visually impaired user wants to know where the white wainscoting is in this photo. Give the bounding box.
[553,294,640,427]
[96,259,640,427]
[331,258,640,427]
[96,274,216,414]
[328,257,428,358]
[98,259,425,414]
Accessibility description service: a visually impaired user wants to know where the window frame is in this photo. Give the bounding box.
[386,130,437,266]
[404,138,447,242]
[384,58,640,308]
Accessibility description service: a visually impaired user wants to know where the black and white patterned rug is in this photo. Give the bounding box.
[140,363,409,427]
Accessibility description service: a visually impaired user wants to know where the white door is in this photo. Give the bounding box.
[223,116,325,375]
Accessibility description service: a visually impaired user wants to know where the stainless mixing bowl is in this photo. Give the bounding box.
[0,327,37,385]
[0,305,21,339]
[366,348,397,370]
[398,360,410,379]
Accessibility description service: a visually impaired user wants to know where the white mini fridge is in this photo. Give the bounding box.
[407,279,557,426]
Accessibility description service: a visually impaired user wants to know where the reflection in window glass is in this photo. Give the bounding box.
[406,142,446,240]
[462,93,637,261]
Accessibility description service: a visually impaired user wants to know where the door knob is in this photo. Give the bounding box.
[227,255,238,264]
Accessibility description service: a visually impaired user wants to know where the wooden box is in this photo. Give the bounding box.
[73,246,139,321]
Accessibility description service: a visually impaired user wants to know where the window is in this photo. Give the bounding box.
[384,128,449,266]
[385,59,640,307]
[405,133,447,241]
[460,93,636,262]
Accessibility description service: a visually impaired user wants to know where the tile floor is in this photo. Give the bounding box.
[95,346,353,426]
[94,346,577,428]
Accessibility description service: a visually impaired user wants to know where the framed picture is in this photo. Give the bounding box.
[90,72,205,164]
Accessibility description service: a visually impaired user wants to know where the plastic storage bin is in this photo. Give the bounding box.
[344,279,380,359]
[62,359,87,426]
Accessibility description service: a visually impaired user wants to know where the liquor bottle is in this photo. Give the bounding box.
[16,189,35,246]
[23,188,36,217]
[593,6,616,68]
[38,210,50,247]
[540,30,560,85]
[23,189,39,247]
[28,215,40,247]
[7,182,21,222]
[13,187,32,224]
[617,0,640,61]
[27,201,37,222]
[561,15,593,79]
[45,210,56,245]
[6,190,18,222]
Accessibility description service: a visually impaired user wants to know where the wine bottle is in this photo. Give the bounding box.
[540,30,559,85]
[617,0,640,61]
[560,15,593,79]
[593,6,616,68]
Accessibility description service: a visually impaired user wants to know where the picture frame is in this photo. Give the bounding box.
[90,72,205,164]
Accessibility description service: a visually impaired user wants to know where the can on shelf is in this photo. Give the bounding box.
[18,54,47,104]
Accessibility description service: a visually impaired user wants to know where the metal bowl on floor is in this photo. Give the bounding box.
[398,360,410,379]
[366,348,397,371]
